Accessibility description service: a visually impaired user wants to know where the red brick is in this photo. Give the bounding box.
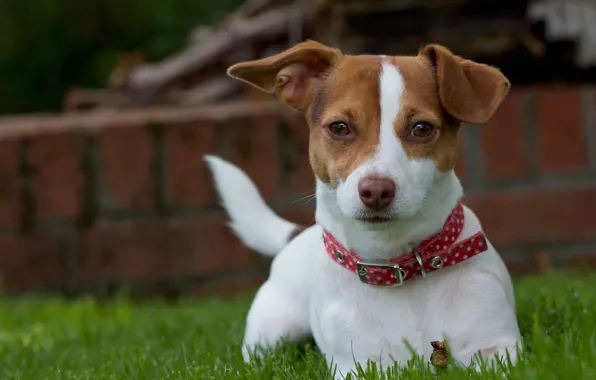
[29,133,84,221]
[191,276,265,298]
[499,249,556,276]
[454,138,467,181]
[536,86,588,173]
[466,187,596,246]
[501,256,543,277]
[99,126,154,212]
[164,121,216,206]
[287,117,316,196]
[0,234,63,291]
[276,206,316,228]
[223,115,280,198]
[0,140,21,229]
[79,216,256,282]
[565,251,596,271]
[482,89,528,180]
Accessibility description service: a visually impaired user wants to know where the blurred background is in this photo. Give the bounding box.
[0,0,595,299]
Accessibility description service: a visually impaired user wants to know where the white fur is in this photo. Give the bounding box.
[204,155,297,256]
[205,61,521,378]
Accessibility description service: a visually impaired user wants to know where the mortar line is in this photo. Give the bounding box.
[149,123,168,216]
[463,123,484,187]
[522,89,540,179]
[17,137,35,232]
[78,133,99,228]
[581,86,596,172]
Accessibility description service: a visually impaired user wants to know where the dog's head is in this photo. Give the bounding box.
[227,41,509,224]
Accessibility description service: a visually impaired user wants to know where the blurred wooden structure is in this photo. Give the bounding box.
[65,0,596,110]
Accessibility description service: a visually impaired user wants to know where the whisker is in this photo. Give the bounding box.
[292,193,317,204]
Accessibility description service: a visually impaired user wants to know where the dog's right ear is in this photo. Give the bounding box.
[420,44,510,124]
[227,40,341,111]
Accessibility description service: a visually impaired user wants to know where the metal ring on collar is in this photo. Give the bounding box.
[413,250,427,278]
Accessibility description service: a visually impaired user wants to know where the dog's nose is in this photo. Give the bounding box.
[358,177,396,210]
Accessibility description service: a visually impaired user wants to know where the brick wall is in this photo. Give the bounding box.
[0,85,595,297]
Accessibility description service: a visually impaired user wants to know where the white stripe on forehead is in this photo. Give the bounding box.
[377,60,407,163]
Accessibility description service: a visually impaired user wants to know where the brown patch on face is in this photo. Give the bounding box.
[385,56,461,173]
[306,55,383,187]
[308,83,328,126]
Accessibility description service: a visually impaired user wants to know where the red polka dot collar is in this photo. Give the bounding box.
[323,202,488,286]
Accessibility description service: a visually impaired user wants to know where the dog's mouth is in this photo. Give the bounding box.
[355,215,394,224]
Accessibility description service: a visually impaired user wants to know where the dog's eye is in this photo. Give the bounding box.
[409,123,435,140]
[327,122,352,138]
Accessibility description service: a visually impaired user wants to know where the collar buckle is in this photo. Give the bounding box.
[356,261,407,287]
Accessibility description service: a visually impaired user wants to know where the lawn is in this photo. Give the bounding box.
[0,273,595,379]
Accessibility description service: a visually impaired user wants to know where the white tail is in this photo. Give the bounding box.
[204,155,299,257]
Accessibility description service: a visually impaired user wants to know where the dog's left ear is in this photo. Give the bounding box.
[420,44,510,124]
[227,40,341,111]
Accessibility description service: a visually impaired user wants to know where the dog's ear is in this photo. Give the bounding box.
[420,44,510,124]
[227,40,341,111]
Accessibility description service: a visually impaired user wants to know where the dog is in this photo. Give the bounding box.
[205,40,521,378]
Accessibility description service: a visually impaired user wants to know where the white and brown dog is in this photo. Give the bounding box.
[205,41,521,377]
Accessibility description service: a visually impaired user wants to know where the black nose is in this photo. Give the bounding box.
[358,176,396,210]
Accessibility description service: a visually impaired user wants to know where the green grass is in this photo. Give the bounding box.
[0,273,595,379]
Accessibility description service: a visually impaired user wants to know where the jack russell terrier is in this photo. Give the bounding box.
[205,40,521,377]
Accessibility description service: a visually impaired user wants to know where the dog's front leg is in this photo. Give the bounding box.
[441,278,521,372]
[242,280,311,362]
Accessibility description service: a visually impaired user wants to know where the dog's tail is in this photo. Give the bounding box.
[204,155,306,257]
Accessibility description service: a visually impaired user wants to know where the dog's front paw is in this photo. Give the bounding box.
[241,344,252,363]
[466,342,520,374]
[241,342,270,363]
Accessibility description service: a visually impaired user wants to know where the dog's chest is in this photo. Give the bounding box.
[309,247,449,362]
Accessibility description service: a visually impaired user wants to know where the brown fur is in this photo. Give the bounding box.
[227,40,342,111]
[421,44,510,124]
[308,55,382,187]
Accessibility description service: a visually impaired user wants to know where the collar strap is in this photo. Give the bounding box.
[323,203,488,287]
